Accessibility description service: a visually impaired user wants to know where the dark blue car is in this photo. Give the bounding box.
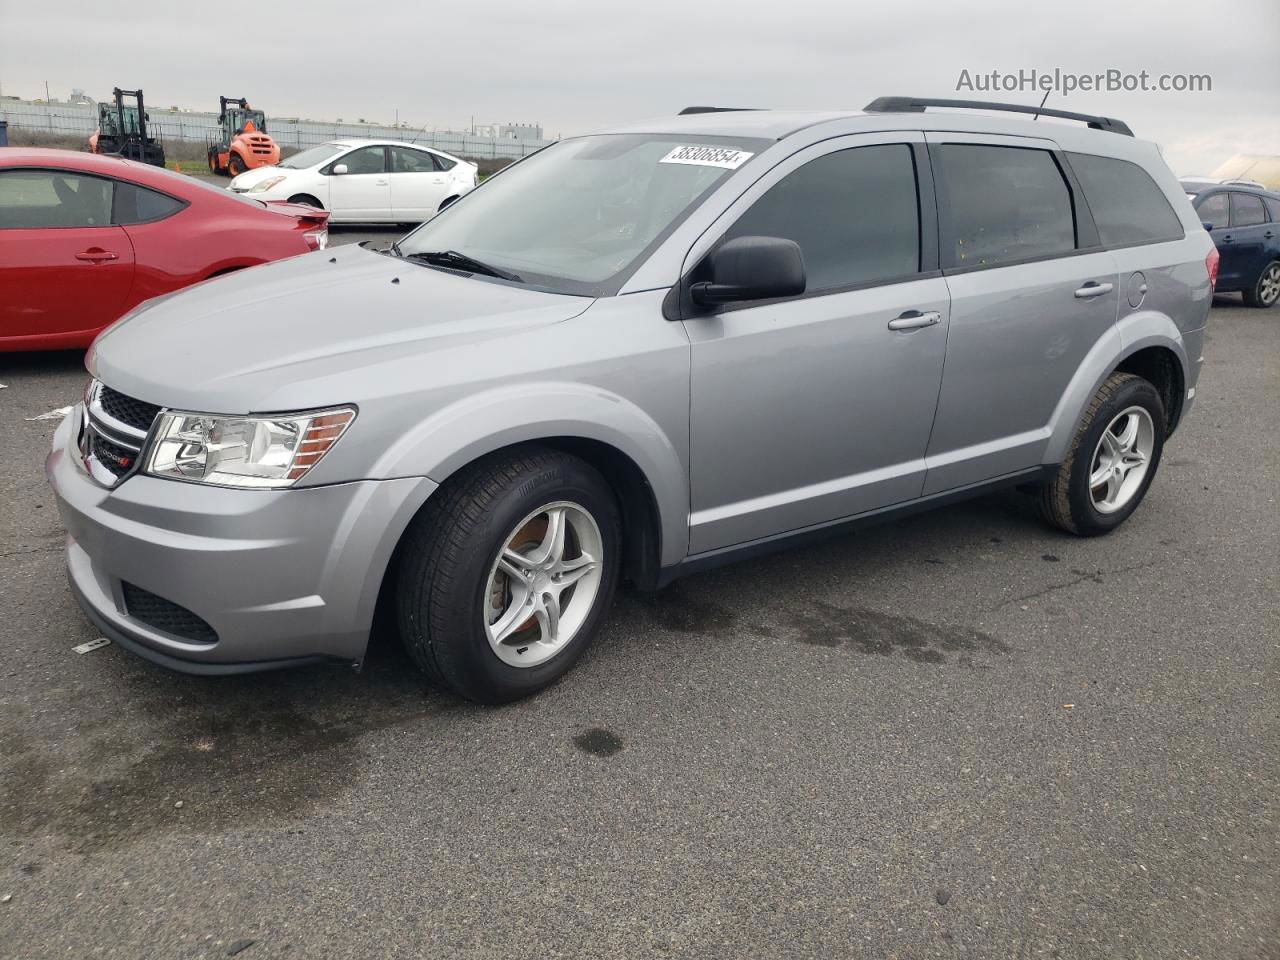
[1182,181,1280,308]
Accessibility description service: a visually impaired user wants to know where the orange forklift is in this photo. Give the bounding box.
[207,96,280,176]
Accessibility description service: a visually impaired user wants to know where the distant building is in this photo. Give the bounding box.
[69,88,92,104]
[1212,154,1280,190]
[499,122,543,141]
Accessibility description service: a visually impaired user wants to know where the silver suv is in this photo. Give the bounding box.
[48,96,1215,702]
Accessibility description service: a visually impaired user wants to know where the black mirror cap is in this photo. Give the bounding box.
[1201,221,1216,232]
[691,235,806,307]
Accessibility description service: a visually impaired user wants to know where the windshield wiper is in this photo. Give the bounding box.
[402,249,523,283]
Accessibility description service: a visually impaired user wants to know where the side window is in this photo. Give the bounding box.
[938,144,1075,267]
[335,146,386,175]
[1266,198,1280,223]
[432,152,457,172]
[112,181,185,225]
[724,143,920,292]
[1230,193,1266,227]
[0,169,113,228]
[1196,193,1229,229]
[390,147,437,174]
[1067,152,1184,246]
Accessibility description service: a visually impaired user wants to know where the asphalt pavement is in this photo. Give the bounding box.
[0,290,1276,959]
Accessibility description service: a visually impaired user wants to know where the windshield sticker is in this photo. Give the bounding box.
[660,146,754,169]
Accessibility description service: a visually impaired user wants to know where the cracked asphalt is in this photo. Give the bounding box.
[0,283,1276,959]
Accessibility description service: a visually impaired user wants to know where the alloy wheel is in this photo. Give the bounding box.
[1088,406,1156,514]
[483,502,604,668]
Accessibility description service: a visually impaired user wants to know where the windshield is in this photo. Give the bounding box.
[397,133,768,296]
[279,144,345,170]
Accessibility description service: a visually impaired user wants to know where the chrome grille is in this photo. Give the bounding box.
[79,380,158,487]
[98,385,160,433]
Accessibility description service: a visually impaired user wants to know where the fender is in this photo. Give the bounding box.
[1043,309,1189,465]
[372,382,690,567]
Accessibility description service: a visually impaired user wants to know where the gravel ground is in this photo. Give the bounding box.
[0,295,1276,959]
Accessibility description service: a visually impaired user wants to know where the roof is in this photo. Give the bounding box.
[0,147,190,189]
[594,106,1152,152]
[321,137,456,153]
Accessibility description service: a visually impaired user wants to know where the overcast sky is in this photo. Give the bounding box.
[2,0,1276,175]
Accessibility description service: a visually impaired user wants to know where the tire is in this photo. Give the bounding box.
[228,153,247,177]
[396,448,621,703]
[287,194,323,209]
[1039,372,1166,536]
[1242,260,1280,308]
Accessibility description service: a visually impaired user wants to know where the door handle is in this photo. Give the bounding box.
[1073,281,1114,299]
[887,310,942,331]
[375,180,389,186]
[75,250,118,262]
[1221,234,1233,243]
[1265,231,1275,239]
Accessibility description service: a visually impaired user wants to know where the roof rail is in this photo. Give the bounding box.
[678,106,758,116]
[863,96,1134,137]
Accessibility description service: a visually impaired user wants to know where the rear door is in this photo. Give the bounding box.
[684,133,950,553]
[326,145,391,221]
[922,134,1119,494]
[1226,192,1270,286]
[388,145,448,221]
[0,168,136,346]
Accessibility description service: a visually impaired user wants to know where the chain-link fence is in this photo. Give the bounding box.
[0,99,552,161]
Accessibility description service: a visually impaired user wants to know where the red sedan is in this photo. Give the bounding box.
[0,148,329,351]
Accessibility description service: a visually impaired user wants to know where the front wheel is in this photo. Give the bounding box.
[228,153,247,177]
[396,448,620,703]
[1243,260,1280,308]
[1039,372,1166,536]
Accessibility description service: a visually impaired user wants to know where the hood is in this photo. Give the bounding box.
[228,164,287,191]
[90,245,592,413]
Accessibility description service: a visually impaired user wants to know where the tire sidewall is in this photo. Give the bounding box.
[1254,261,1280,308]
[1067,378,1166,534]
[431,459,620,702]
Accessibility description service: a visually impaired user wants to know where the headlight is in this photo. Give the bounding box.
[145,407,355,489]
[248,175,287,193]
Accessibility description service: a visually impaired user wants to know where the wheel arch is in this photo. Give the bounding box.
[1044,312,1190,465]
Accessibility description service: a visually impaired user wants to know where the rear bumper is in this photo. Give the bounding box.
[47,409,435,672]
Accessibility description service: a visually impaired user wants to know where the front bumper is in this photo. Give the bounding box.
[46,409,435,673]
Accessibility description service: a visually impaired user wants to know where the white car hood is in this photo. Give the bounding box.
[228,165,293,192]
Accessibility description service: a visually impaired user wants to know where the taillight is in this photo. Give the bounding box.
[304,229,328,251]
[1205,246,1220,291]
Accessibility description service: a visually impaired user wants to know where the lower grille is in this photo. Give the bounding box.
[122,583,219,645]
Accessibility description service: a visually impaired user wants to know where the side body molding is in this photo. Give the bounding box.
[1042,309,1190,466]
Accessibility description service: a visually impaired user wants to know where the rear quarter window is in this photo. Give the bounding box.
[1067,152,1184,246]
[112,181,186,225]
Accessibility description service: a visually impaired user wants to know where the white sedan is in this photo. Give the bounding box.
[228,139,478,223]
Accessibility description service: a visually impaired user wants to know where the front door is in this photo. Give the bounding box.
[920,135,1120,494]
[327,145,391,221]
[0,168,136,347]
[683,134,949,554]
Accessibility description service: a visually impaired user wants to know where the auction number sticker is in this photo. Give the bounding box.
[660,145,754,169]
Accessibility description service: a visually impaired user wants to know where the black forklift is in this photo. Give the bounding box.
[89,88,166,167]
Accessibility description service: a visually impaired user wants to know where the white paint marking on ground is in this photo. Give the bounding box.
[25,406,73,421]
[73,638,112,655]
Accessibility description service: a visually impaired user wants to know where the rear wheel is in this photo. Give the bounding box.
[228,153,247,177]
[1243,260,1280,308]
[438,195,460,212]
[1039,372,1165,536]
[396,448,620,703]
[287,194,324,209]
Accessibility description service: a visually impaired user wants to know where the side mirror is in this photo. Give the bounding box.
[332,163,349,175]
[1201,221,1216,232]
[691,236,805,307]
